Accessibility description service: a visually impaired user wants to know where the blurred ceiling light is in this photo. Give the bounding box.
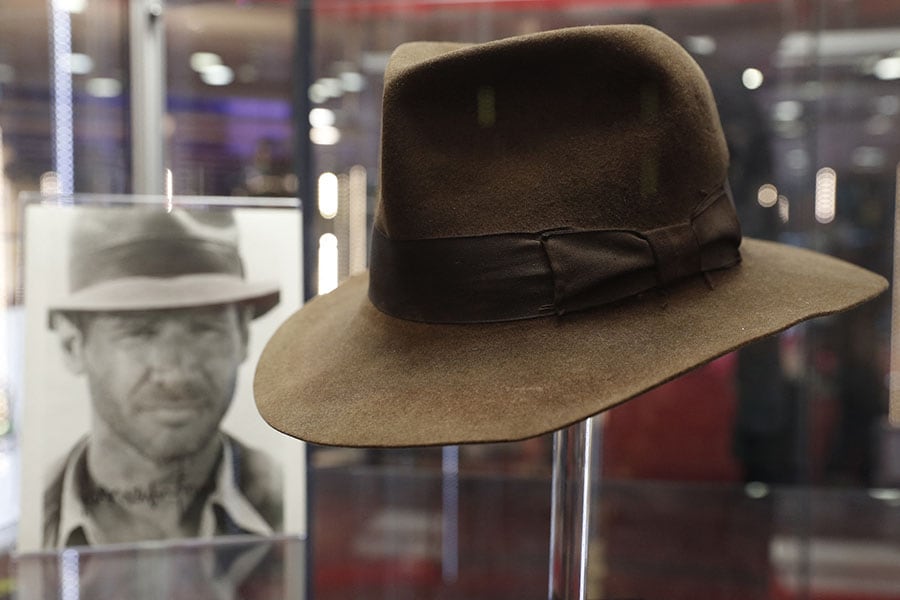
[67,52,93,75]
[777,195,789,224]
[318,172,339,219]
[773,100,803,122]
[308,82,328,104]
[0,64,13,84]
[318,77,344,98]
[876,95,900,115]
[874,56,900,80]
[57,0,86,13]
[815,167,836,224]
[757,184,778,207]
[310,126,341,146]
[777,29,900,68]
[309,108,336,128]
[340,71,366,93]
[744,482,769,499]
[201,64,234,86]
[869,488,900,503]
[85,77,122,98]
[742,68,764,90]
[684,35,716,56]
[190,52,222,73]
[852,146,886,169]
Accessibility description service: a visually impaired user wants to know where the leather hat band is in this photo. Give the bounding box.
[368,183,742,324]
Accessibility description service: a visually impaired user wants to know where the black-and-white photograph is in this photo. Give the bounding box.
[18,197,304,553]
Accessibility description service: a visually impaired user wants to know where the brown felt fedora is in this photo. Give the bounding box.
[254,25,887,447]
[48,206,280,319]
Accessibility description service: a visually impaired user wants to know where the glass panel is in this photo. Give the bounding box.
[307,2,900,599]
[2,1,898,598]
[14,534,305,599]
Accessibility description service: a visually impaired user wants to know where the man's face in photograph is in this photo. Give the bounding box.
[58,304,250,463]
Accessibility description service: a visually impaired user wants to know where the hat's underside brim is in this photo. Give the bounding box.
[48,274,281,319]
[254,238,887,447]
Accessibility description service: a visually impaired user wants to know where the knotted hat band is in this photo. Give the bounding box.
[368,183,742,324]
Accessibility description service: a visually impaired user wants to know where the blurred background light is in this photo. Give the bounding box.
[778,195,789,223]
[683,35,716,56]
[67,53,93,75]
[340,71,366,93]
[310,126,341,146]
[348,165,368,276]
[317,77,343,98]
[318,233,339,295]
[85,77,122,97]
[58,0,86,13]
[757,183,778,207]
[190,51,222,72]
[318,172,339,219]
[852,146,887,169]
[786,148,810,171]
[874,56,900,80]
[309,108,336,128]
[200,64,233,86]
[40,171,60,195]
[815,167,837,224]
[773,100,803,122]
[742,68,764,90]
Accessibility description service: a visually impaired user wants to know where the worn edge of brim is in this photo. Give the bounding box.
[254,238,889,448]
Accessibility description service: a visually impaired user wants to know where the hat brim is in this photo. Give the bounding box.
[253,238,887,448]
[48,274,280,320]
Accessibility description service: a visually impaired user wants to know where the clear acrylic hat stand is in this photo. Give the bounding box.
[548,416,601,600]
[439,416,601,599]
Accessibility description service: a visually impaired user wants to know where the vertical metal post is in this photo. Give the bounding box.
[129,0,166,194]
[890,162,900,426]
[548,417,597,600]
[294,0,315,302]
[49,0,74,197]
[441,445,460,583]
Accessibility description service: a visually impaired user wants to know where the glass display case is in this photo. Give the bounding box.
[1,0,899,598]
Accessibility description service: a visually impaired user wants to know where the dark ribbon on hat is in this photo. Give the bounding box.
[368,184,742,324]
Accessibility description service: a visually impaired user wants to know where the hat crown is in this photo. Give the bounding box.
[68,207,245,293]
[377,25,729,241]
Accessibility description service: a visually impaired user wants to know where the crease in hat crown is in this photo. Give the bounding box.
[377,24,730,243]
[368,24,740,324]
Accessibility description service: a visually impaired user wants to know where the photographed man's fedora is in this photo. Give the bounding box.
[254,25,887,447]
[48,206,280,319]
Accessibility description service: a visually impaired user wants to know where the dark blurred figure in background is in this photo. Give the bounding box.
[232,138,295,197]
[708,69,800,484]
[827,309,888,487]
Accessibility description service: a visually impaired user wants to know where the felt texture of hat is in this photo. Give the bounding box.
[253,25,887,447]
[48,206,279,319]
